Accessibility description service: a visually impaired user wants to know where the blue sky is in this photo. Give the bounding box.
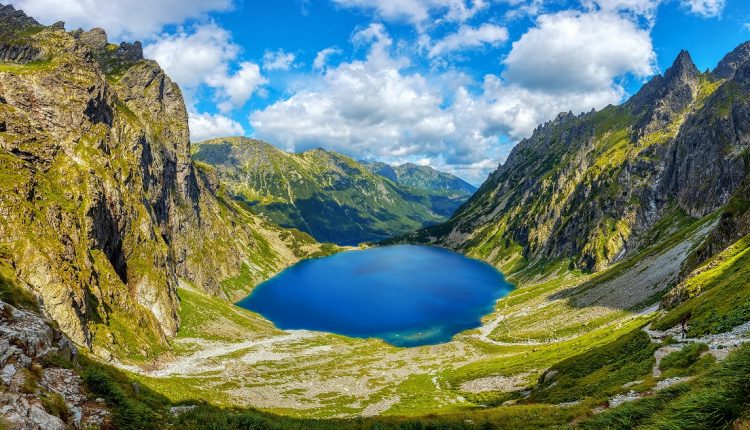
[10,0,750,184]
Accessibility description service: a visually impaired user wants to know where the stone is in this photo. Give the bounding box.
[115,40,143,62]
[622,380,645,389]
[170,404,198,416]
[29,403,66,430]
[1,364,17,385]
[0,301,111,429]
[77,27,108,51]
[713,41,750,80]
[542,370,558,383]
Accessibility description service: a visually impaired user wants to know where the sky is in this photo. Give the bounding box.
[9,0,750,184]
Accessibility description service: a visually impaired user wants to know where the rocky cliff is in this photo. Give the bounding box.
[406,44,750,274]
[0,5,330,361]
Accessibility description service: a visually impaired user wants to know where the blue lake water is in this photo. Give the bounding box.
[237,245,513,347]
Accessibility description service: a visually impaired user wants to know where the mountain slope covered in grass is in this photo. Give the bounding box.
[193,137,474,244]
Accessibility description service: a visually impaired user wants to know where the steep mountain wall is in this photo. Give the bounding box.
[0,6,327,360]
[407,45,750,274]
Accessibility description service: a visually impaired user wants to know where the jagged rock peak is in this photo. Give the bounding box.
[628,50,699,112]
[0,4,40,28]
[665,50,700,83]
[77,27,109,51]
[712,41,750,80]
[74,26,143,62]
[627,50,700,136]
[554,111,575,122]
[115,40,143,62]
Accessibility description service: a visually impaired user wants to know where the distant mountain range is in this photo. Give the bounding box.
[192,137,475,245]
[359,161,477,194]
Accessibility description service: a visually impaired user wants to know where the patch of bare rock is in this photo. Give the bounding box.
[0,301,109,429]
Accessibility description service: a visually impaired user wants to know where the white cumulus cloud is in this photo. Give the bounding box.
[263,50,297,71]
[145,23,266,111]
[250,9,658,183]
[586,0,725,18]
[502,11,656,95]
[189,112,245,142]
[251,26,494,181]
[314,47,342,70]
[330,0,487,27]
[207,62,268,112]
[144,23,237,89]
[680,0,725,17]
[584,0,662,17]
[428,23,509,58]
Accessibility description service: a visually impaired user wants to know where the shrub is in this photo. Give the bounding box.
[41,391,70,422]
[82,365,166,429]
[659,343,709,376]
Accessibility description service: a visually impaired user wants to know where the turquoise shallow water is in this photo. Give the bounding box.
[237,245,513,347]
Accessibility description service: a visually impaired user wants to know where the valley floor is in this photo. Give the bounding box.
[104,209,741,420]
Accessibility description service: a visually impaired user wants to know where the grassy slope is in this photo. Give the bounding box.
[654,233,750,336]
[99,203,719,422]
[21,218,748,429]
[192,137,470,245]
[2,199,738,428]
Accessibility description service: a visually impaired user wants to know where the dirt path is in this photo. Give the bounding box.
[644,320,750,364]
[600,320,750,410]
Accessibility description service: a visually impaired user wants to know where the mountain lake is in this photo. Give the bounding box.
[237,245,513,347]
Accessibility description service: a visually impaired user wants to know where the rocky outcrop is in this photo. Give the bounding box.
[629,50,700,137]
[73,27,144,74]
[0,43,42,63]
[0,4,39,36]
[663,61,750,218]
[713,41,750,80]
[0,300,110,429]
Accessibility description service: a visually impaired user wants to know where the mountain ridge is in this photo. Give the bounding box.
[192,136,474,244]
[360,160,477,194]
[3,4,750,428]
[399,44,750,276]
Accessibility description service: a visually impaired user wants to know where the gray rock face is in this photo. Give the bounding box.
[664,61,750,218]
[76,27,108,52]
[0,300,110,430]
[0,4,40,35]
[73,27,144,73]
[629,50,700,136]
[0,43,42,63]
[713,41,750,80]
[0,5,329,360]
[114,40,143,63]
